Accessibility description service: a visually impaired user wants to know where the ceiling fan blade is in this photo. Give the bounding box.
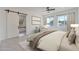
[42,7,55,13]
[51,8,55,10]
[47,9,55,11]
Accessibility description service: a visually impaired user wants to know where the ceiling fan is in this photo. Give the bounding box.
[46,7,55,11]
[42,7,55,13]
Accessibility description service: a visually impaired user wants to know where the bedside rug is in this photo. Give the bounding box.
[19,40,34,51]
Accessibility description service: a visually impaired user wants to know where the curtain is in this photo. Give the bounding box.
[67,12,75,31]
[43,17,47,25]
[7,12,19,38]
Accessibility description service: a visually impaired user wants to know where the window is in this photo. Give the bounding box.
[57,15,67,26]
[46,16,54,26]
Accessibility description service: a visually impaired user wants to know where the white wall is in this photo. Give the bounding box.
[0,7,43,40]
[0,7,79,40]
[77,8,79,24]
[7,8,43,35]
[26,14,43,35]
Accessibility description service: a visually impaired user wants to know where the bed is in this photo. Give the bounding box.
[59,34,79,51]
[27,29,79,51]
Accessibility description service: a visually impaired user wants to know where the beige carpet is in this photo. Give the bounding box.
[19,40,34,51]
[0,36,34,51]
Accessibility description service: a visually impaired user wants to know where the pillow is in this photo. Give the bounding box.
[34,27,40,33]
[68,29,76,44]
[40,27,58,32]
[75,27,79,31]
[66,31,70,38]
[75,28,79,48]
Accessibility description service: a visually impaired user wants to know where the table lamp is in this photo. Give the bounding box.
[70,24,79,31]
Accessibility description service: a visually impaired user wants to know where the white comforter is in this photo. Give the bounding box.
[60,35,79,51]
[37,31,66,51]
[28,30,79,51]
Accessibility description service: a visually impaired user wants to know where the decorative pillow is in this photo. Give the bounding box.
[66,31,70,38]
[34,27,40,33]
[75,27,79,31]
[75,29,79,48]
[68,29,76,44]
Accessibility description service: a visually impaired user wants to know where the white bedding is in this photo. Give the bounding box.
[60,35,79,51]
[28,30,79,51]
[37,31,66,51]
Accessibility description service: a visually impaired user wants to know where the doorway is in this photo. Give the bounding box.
[18,14,26,36]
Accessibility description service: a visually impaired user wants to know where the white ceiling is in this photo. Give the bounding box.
[21,7,75,15]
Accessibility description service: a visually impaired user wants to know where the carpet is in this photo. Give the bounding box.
[19,40,33,51]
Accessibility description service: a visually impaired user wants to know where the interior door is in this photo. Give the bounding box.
[7,12,19,38]
[0,11,6,40]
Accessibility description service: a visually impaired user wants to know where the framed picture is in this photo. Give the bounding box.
[31,16,41,25]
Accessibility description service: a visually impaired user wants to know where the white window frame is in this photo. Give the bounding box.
[46,16,54,26]
[57,15,67,26]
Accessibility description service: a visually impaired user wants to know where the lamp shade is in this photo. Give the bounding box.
[70,24,79,28]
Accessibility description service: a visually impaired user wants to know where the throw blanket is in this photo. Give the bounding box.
[29,30,56,49]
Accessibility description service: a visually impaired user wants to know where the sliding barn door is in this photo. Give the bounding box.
[0,10,6,40]
[7,12,19,38]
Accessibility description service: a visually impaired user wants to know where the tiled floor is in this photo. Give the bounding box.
[0,36,34,51]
